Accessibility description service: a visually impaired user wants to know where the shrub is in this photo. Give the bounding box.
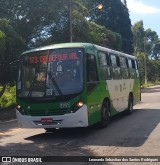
[0,85,16,109]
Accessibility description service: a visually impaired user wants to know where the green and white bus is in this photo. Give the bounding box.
[16,43,141,130]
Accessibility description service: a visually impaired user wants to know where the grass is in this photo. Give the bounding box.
[141,81,160,88]
[0,85,16,109]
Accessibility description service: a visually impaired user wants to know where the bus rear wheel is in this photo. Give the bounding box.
[125,94,133,115]
[99,100,110,128]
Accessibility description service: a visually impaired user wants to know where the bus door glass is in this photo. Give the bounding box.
[86,54,99,93]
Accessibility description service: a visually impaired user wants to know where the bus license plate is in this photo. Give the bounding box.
[41,118,53,123]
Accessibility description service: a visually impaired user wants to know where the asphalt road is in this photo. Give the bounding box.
[1,85,160,165]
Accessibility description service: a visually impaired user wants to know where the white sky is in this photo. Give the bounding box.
[126,0,160,37]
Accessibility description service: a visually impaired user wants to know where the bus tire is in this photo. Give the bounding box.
[99,100,110,128]
[126,94,133,115]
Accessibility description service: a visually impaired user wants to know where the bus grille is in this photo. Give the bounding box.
[28,109,67,116]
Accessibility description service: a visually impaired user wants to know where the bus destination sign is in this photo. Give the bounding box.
[29,53,79,64]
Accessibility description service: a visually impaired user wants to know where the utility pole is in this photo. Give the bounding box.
[144,37,147,84]
[69,0,73,42]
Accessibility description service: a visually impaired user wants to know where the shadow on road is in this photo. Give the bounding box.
[0,108,160,159]
[1,85,160,159]
[23,108,160,147]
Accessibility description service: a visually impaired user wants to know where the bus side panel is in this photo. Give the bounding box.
[106,79,134,113]
[87,81,110,126]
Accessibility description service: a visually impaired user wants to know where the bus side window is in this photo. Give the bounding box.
[131,59,135,68]
[128,58,137,78]
[119,56,129,79]
[86,54,98,82]
[98,51,111,80]
[110,54,121,79]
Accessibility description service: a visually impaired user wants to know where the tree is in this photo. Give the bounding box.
[146,59,160,83]
[136,51,146,83]
[0,0,123,49]
[87,0,133,54]
[0,30,6,97]
[0,18,24,97]
[24,0,122,49]
[132,20,160,84]
[0,31,6,60]
[122,0,127,7]
[132,20,145,53]
[145,29,160,60]
[0,0,70,47]
[87,22,122,50]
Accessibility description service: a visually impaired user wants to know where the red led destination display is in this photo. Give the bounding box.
[29,53,79,64]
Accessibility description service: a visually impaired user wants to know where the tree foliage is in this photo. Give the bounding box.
[0,30,6,60]
[132,20,145,53]
[86,0,133,54]
[0,18,24,97]
[145,29,160,60]
[0,0,124,49]
[0,0,160,99]
[132,20,160,83]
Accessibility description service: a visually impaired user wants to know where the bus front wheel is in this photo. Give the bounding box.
[99,100,110,128]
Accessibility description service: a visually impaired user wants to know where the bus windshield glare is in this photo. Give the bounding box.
[17,48,83,98]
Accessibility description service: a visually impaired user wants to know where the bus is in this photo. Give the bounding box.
[16,43,141,130]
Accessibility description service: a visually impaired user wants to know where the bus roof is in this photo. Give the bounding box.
[94,45,136,59]
[22,43,92,55]
[22,42,135,59]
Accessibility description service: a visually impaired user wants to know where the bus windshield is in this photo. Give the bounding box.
[17,48,83,98]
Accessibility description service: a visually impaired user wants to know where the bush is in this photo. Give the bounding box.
[0,95,8,108]
[0,85,16,109]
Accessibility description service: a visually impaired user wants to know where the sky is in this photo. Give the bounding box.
[126,0,160,37]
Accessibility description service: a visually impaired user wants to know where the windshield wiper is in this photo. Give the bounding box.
[48,71,63,96]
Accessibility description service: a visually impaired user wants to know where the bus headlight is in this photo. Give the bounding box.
[16,104,25,115]
[16,104,21,110]
[76,101,84,107]
[70,101,84,113]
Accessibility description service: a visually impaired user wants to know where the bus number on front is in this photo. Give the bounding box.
[60,102,70,109]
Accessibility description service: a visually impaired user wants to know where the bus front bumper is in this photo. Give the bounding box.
[16,105,88,128]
